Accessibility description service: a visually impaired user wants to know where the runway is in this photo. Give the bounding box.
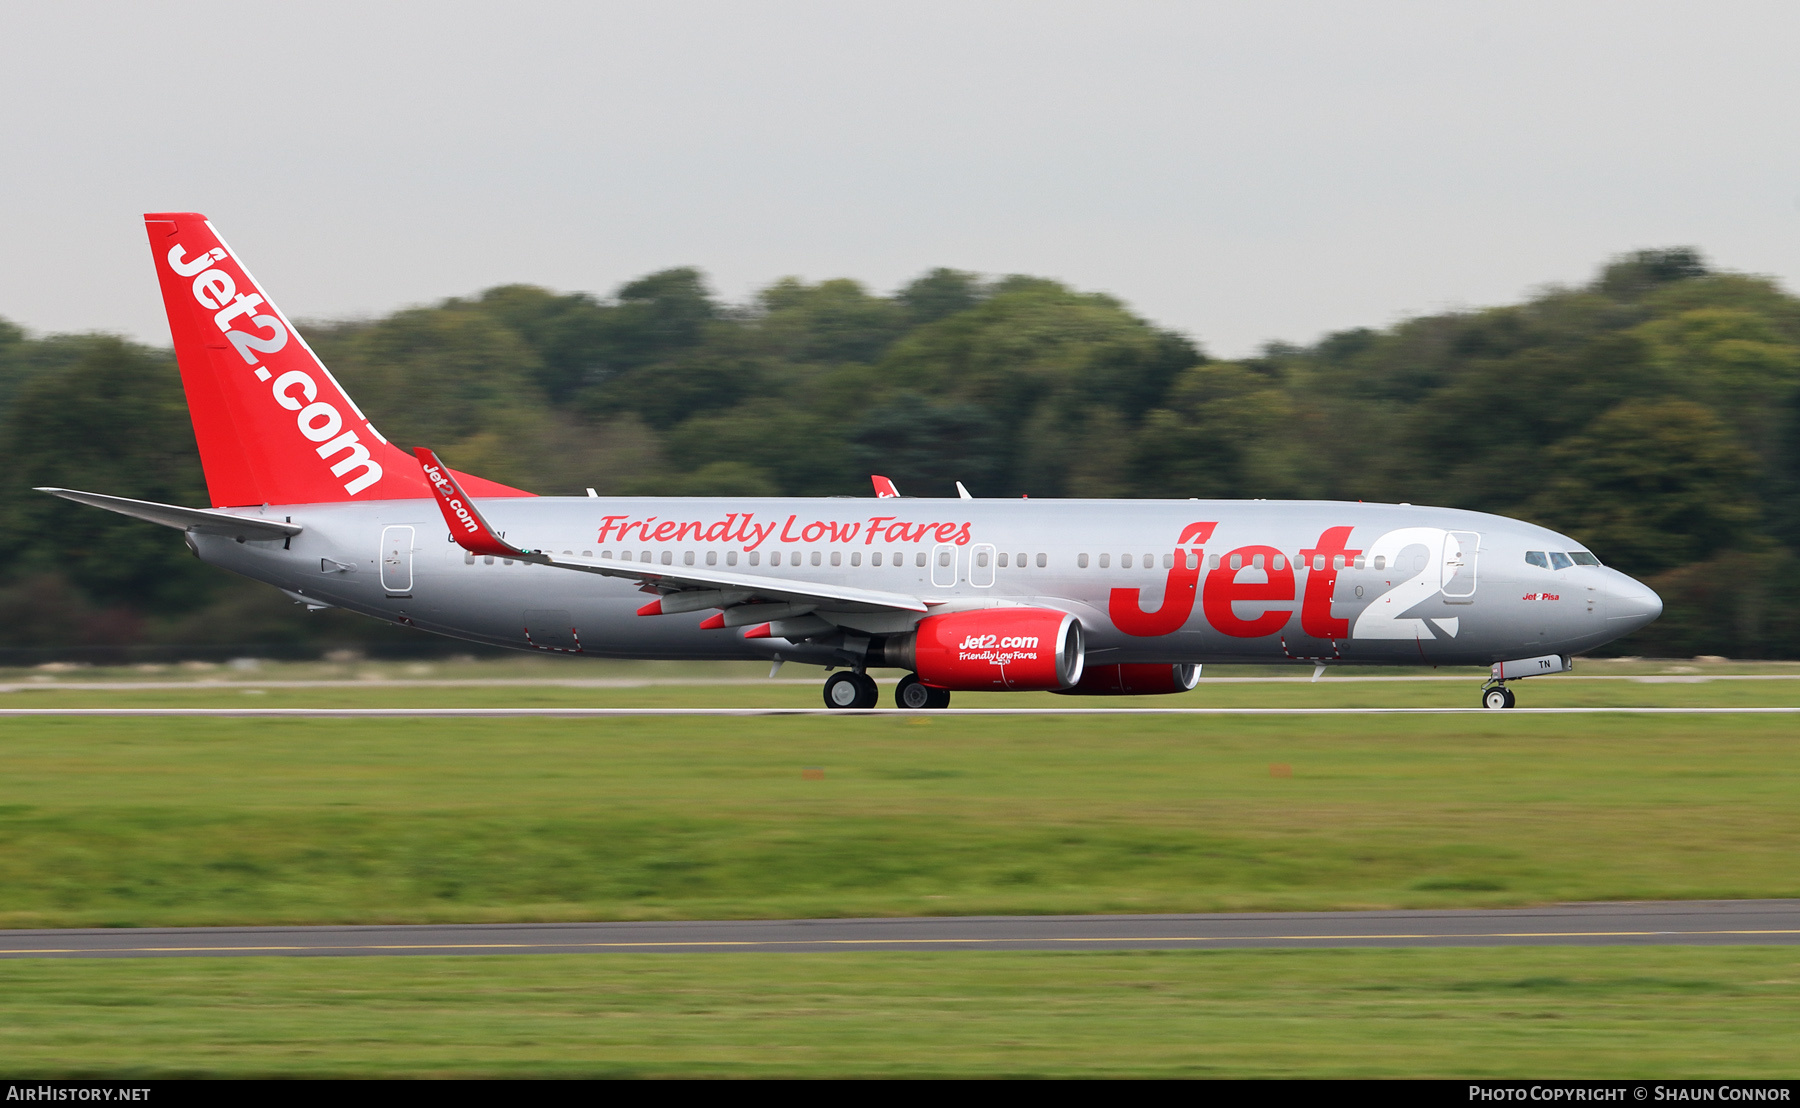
[2,706,1798,716]
[3,901,1796,958]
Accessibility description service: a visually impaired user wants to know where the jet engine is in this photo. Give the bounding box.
[879,608,1084,691]
[1053,663,1200,696]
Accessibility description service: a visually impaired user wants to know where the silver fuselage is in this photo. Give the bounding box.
[194,496,1662,670]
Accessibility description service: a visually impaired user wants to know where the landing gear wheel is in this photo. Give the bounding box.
[824,671,878,709]
[1503,687,1516,709]
[895,673,951,709]
[1482,686,1513,710]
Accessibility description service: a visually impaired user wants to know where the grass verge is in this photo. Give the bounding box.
[1,947,1795,1077]
[0,712,1795,926]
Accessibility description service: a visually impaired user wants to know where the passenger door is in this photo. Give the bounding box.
[379,525,415,595]
[1442,531,1478,602]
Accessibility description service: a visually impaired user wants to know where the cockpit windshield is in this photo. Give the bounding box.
[1570,551,1601,566]
[1525,551,1549,569]
[1548,552,1574,570]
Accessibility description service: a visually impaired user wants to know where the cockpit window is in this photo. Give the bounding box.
[1570,551,1601,566]
[1548,552,1574,570]
[1525,551,1549,569]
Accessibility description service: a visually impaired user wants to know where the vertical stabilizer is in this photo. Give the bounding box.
[143,213,529,506]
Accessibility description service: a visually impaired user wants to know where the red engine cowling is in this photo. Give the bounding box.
[884,608,1084,691]
[1053,663,1200,696]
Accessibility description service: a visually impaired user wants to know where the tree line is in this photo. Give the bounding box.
[2,248,1797,659]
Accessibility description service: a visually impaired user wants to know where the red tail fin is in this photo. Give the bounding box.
[144,213,531,507]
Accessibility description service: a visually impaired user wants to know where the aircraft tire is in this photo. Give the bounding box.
[1502,687,1516,709]
[850,672,879,708]
[1482,686,1510,710]
[895,673,950,710]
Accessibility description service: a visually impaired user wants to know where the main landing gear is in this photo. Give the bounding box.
[1480,682,1517,710]
[821,671,952,709]
[894,673,951,710]
[823,670,879,709]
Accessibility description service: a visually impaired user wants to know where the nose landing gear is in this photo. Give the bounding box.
[823,670,879,709]
[1480,682,1516,710]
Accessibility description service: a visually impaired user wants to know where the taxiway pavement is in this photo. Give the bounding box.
[3,901,1796,958]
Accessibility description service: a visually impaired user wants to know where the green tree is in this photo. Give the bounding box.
[0,339,212,614]
[1524,399,1759,575]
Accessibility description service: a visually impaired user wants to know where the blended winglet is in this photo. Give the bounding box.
[872,475,900,498]
[415,447,530,557]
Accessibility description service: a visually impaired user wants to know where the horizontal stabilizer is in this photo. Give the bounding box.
[35,487,303,541]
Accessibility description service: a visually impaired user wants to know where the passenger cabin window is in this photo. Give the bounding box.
[1525,551,1549,569]
[976,551,989,567]
[938,550,951,567]
[1570,551,1601,566]
[1230,554,1242,570]
[813,551,823,566]
[1078,554,1089,568]
[1549,552,1574,570]
[1036,553,1047,568]
[830,551,840,567]
[872,552,883,566]
[706,551,717,566]
[916,552,927,567]
[1121,554,1132,568]
[1099,553,1111,568]
[748,552,760,565]
[1373,555,1386,570]
[726,551,738,566]
[998,553,1009,567]
[684,551,695,565]
[850,552,860,566]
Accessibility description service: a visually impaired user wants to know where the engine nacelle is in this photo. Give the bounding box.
[1052,663,1200,696]
[880,608,1084,691]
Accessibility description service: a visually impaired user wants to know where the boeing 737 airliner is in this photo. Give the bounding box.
[38,213,1662,709]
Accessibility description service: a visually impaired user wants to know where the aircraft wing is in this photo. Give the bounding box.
[34,487,304,541]
[537,552,930,613]
[415,449,928,615]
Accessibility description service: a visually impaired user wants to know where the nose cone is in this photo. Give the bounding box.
[1605,573,1663,634]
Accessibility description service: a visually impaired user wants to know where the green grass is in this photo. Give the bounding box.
[1,707,1796,927]
[2,948,1796,1076]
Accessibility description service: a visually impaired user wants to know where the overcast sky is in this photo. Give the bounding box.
[3,1,1797,358]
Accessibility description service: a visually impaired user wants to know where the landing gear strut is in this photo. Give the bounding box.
[823,670,879,709]
[895,673,951,709]
[1480,682,1516,710]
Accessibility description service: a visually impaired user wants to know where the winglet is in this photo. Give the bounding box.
[955,481,973,499]
[415,447,530,557]
[872,475,899,498]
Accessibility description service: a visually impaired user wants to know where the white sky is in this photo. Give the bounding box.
[3,1,1798,358]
